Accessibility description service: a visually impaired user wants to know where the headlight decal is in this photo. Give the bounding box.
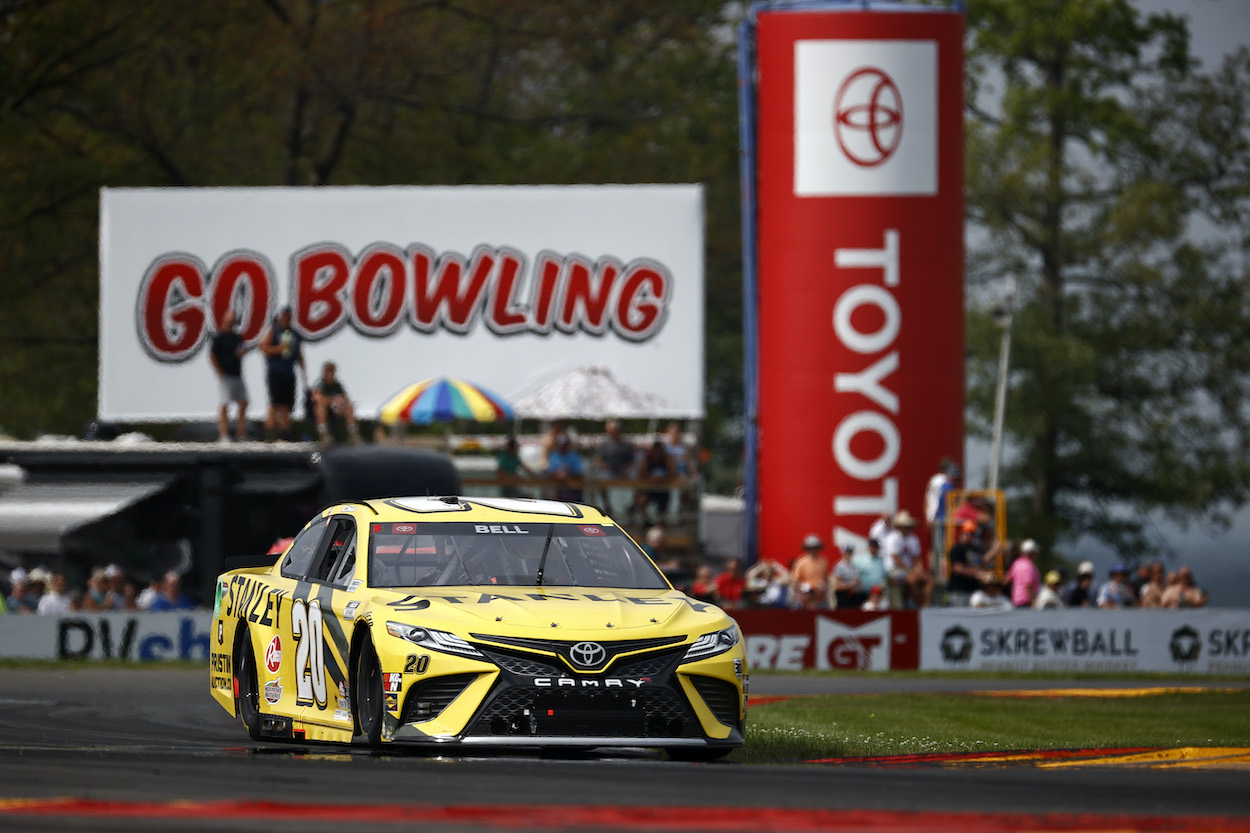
[682,626,741,662]
[386,622,485,659]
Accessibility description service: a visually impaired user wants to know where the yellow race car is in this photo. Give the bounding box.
[209,495,747,759]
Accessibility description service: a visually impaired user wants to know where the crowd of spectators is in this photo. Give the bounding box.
[2,565,200,615]
[495,420,700,524]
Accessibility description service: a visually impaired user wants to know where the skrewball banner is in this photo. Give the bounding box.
[754,9,964,561]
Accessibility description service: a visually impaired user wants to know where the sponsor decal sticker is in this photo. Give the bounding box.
[264,679,283,704]
[393,524,416,534]
[347,579,362,593]
[384,673,403,693]
[384,692,399,712]
[265,635,282,674]
[580,526,605,536]
[343,601,360,620]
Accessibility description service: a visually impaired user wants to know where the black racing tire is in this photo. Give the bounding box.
[355,639,385,750]
[667,746,735,762]
[235,633,263,741]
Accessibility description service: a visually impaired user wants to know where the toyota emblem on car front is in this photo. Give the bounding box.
[569,641,607,668]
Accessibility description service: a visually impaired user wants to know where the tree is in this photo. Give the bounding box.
[0,0,743,468]
[965,0,1250,560]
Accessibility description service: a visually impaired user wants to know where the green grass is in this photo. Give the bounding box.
[737,689,1250,764]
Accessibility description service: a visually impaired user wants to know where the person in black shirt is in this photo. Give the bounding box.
[260,307,305,440]
[311,361,360,444]
[945,519,984,606]
[209,310,250,441]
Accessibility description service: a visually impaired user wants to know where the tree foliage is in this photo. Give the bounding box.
[965,0,1250,559]
[0,0,744,488]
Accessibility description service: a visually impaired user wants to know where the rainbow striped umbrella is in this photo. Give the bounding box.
[378,377,514,426]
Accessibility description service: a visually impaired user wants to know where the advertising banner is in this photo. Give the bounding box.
[0,611,212,661]
[752,9,964,561]
[734,609,919,670]
[921,609,1250,674]
[99,186,704,422]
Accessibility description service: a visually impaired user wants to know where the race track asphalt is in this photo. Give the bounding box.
[0,667,1247,832]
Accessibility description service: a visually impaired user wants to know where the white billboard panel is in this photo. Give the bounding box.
[99,186,705,422]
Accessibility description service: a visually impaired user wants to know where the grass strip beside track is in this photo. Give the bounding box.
[740,689,1250,763]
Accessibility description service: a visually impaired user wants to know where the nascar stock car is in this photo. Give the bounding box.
[209,495,747,759]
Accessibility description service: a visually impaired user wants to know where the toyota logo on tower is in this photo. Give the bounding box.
[795,39,938,195]
[834,67,902,167]
[569,642,607,668]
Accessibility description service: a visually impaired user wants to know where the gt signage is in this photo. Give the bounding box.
[733,609,919,671]
[752,9,965,561]
[99,186,705,422]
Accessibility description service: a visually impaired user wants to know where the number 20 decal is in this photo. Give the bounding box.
[405,654,430,674]
[292,598,327,707]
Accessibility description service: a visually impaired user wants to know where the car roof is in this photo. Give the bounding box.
[332,495,615,525]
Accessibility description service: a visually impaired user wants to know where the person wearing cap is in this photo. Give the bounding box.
[832,544,866,609]
[744,557,792,609]
[1006,539,1043,608]
[259,306,306,441]
[852,537,889,602]
[970,571,1013,610]
[791,534,831,610]
[82,567,116,612]
[882,510,933,608]
[1096,562,1137,609]
[861,585,888,611]
[6,568,40,614]
[1033,569,1066,610]
[1065,561,1098,607]
[945,519,984,607]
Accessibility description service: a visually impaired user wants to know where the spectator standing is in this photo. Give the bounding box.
[883,510,933,608]
[634,440,674,521]
[496,435,532,498]
[744,558,792,609]
[662,421,697,479]
[148,571,196,611]
[924,458,961,563]
[546,432,585,502]
[1033,570,1066,610]
[689,564,717,603]
[791,534,831,610]
[6,568,39,614]
[81,568,116,612]
[1139,561,1167,608]
[1006,539,1043,608]
[593,420,637,513]
[136,575,162,611]
[832,544,865,609]
[260,306,305,441]
[970,573,1013,611]
[713,558,746,609]
[945,520,984,607]
[209,310,250,442]
[1065,561,1098,607]
[311,361,361,444]
[1096,563,1137,609]
[1161,566,1209,608]
[852,537,889,602]
[37,572,73,615]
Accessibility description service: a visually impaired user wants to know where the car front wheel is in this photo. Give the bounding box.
[235,632,262,741]
[355,640,385,750]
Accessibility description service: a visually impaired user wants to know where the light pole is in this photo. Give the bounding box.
[988,278,1015,494]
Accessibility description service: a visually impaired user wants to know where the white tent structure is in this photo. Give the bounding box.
[509,366,681,421]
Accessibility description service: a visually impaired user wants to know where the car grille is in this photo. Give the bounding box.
[402,674,477,723]
[466,684,696,739]
[470,634,685,673]
[688,675,740,727]
[478,649,562,677]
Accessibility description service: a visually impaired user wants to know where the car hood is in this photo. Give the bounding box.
[369,587,729,638]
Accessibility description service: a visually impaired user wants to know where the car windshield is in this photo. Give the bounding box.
[366,521,670,590]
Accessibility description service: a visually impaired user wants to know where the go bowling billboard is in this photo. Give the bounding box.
[744,5,964,563]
